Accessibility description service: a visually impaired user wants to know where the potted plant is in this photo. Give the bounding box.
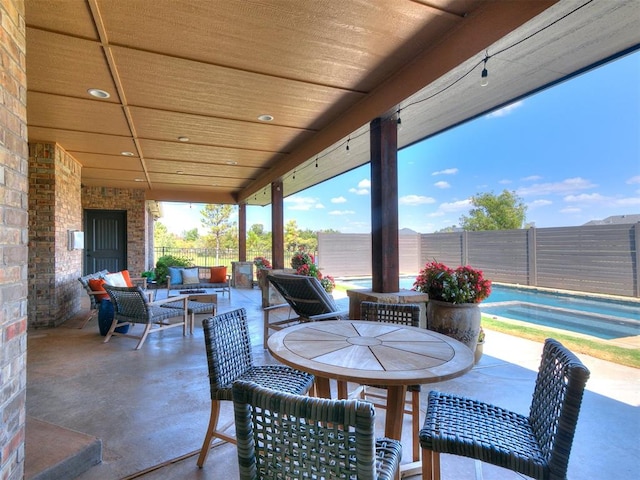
[291,251,335,293]
[413,261,492,353]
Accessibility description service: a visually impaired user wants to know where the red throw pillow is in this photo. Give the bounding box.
[210,266,227,283]
[88,278,109,301]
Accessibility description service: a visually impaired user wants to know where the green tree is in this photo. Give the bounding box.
[183,228,199,242]
[200,204,236,261]
[247,224,271,253]
[153,221,178,248]
[459,190,527,231]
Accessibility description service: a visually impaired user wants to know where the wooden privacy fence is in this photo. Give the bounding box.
[317,223,640,298]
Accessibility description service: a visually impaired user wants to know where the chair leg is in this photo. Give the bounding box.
[79,309,97,329]
[411,390,421,462]
[103,317,119,343]
[422,448,434,480]
[134,324,153,350]
[197,401,237,467]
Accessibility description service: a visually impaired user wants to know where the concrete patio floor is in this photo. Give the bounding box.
[25,286,639,479]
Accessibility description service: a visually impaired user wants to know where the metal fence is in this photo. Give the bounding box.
[152,247,311,270]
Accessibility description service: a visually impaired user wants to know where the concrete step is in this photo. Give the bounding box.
[25,416,102,480]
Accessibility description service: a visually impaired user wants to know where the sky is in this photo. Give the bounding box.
[160,50,640,235]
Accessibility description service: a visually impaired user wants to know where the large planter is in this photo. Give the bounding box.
[426,299,481,353]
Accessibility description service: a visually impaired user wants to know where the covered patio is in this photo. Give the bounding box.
[25,286,639,479]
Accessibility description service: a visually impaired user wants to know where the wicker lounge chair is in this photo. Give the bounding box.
[419,338,590,480]
[359,301,422,462]
[197,308,315,468]
[102,285,188,350]
[263,272,348,348]
[160,298,216,334]
[232,380,403,480]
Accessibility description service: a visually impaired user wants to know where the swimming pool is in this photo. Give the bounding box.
[338,277,640,340]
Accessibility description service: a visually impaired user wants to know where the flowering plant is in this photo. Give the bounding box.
[413,261,491,304]
[291,250,334,293]
[291,251,314,270]
[253,256,272,269]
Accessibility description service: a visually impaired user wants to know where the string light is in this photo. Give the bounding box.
[315,157,318,168]
[293,169,296,180]
[481,55,489,87]
[346,137,350,155]
[396,109,402,130]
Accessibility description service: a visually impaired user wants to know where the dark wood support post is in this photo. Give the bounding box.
[370,117,399,293]
[271,180,284,269]
[238,203,247,262]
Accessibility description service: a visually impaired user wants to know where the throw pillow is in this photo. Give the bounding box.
[88,278,109,301]
[181,267,200,285]
[120,269,134,287]
[210,266,227,283]
[168,266,183,285]
[103,271,127,287]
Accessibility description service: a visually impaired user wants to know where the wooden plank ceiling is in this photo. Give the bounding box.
[24,0,640,205]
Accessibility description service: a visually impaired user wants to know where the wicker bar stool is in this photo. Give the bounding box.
[232,380,403,480]
[419,338,590,479]
[197,308,315,468]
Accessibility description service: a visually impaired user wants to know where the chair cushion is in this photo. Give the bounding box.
[103,271,128,287]
[168,266,183,284]
[182,267,200,284]
[88,278,109,301]
[210,266,227,283]
[120,269,134,287]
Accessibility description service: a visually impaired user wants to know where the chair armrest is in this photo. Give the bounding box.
[150,294,188,307]
[308,309,349,321]
[263,303,290,312]
[130,276,148,289]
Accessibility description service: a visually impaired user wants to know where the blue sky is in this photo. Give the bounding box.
[161,50,640,235]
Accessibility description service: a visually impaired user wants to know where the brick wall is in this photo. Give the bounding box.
[28,143,82,327]
[0,0,28,478]
[82,187,148,277]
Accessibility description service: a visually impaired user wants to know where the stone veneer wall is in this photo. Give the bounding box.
[82,186,147,277]
[0,0,28,478]
[28,143,83,328]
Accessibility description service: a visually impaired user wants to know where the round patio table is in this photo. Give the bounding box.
[267,320,473,441]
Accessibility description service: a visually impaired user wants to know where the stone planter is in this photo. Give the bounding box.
[426,299,481,353]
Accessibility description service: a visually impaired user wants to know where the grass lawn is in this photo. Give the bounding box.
[482,316,640,369]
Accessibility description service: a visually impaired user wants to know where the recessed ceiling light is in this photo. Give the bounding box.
[178,136,190,142]
[176,170,184,174]
[258,114,274,122]
[121,151,135,156]
[134,178,144,182]
[87,88,110,99]
[225,161,238,165]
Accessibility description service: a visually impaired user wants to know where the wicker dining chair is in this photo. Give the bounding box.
[197,308,315,468]
[232,380,403,480]
[102,285,188,350]
[359,301,422,462]
[419,338,590,480]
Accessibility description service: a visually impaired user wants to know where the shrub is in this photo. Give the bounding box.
[155,254,192,284]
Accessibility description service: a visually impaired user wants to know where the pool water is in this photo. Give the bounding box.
[339,277,640,340]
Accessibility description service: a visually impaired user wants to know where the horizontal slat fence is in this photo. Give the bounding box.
[317,223,639,298]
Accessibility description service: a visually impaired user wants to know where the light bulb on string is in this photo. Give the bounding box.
[315,157,318,168]
[396,110,403,130]
[346,137,350,155]
[293,170,296,180]
[481,56,489,87]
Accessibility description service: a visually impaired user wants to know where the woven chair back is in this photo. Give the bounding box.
[232,380,379,480]
[78,269,109,310]
[529,338,591,477]
[103,285,150,320]
[202,308,254,398]
[267,273,340,319]
[360,301,420,327]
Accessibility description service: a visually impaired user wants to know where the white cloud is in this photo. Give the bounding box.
[329,210,356,216]
[438,199,472,213]
[486,100,524,118]
[529,199,552,208]
[563,193,606,202]
[562,193,640,208]
[349,179,370,195]
[560,207,581,214]
[285,196,322,211]
[432,168,458,176]
[627,175,640,184]
[399,195,436,206]
[331,196,347,204]
[522,175,543,182]
[434,181,450,189]
[499,179,512,185]
[517,177,596,196]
